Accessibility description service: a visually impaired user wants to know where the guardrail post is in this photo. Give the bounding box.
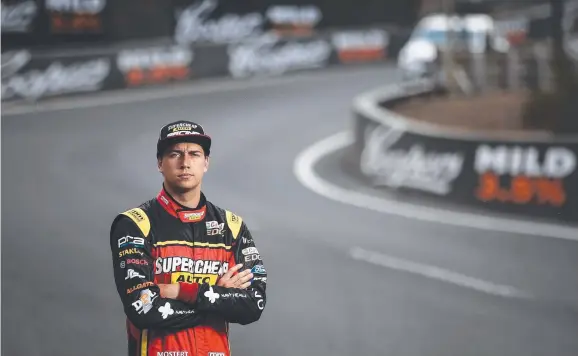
[506,47,521,90]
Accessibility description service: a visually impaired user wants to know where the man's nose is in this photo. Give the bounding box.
[180,156,192,168]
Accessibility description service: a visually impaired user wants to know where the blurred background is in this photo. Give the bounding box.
[2,0,578,355]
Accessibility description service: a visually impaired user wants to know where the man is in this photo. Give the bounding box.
[109,120,267,356]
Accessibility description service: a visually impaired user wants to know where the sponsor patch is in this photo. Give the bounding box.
[118,248,143,257]
[121,208,151,237]
[252,265,266,275]
[171,272,218,285]
[158,302,174,319]
[126,258,149,266]
[155,257,228,275]
[118,235,145,249]
[204,286,220,304]
[125,269,145,280]
[242,247,259,255]
[127,281,154,294]
[132,289,157,314]
[226,211,243,239]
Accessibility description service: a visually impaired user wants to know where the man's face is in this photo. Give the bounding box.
[158,142,209,193]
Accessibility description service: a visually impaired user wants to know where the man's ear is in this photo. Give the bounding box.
[204,156,210,173]
[157,158,163,173]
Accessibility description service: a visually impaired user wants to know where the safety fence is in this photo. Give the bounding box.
[1,26,396,102]
[1,0,418,48]
[351,79,578,223]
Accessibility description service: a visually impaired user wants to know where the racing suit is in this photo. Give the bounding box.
[109,186,267,356]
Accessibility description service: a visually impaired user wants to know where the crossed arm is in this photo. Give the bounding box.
[110,216,267,330]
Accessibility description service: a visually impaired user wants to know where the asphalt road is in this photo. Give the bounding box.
[3,66,578,356]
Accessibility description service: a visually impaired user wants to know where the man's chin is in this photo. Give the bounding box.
[167,182,199,194]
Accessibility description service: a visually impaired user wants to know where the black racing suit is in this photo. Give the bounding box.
[109,187,267,356]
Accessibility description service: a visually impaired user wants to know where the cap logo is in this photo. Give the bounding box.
[167,123,198,131]
[166,131,201,137]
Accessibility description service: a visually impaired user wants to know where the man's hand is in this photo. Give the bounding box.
[217,263,253,289]
[157,264,253,299]
[158,283,179,299]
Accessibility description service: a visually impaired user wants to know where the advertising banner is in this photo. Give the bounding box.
[1,49,114,101]
[1,0,38,34]
[356,113,578,223]
[45,0,107,34]
[226,33,332,78]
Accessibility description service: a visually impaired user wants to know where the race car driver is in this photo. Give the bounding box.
[109,120,267,356]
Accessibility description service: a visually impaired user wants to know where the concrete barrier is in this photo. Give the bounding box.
[351,79,578,223]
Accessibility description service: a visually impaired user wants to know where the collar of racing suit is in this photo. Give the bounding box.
[156,185,207,223]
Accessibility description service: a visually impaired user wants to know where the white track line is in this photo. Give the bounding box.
[293,131,578,242]
[350,247,533,299]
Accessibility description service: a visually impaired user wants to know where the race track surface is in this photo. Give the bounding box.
[3,66,578,356]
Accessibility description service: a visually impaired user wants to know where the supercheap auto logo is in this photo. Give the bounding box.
[171,272,218,285]
[155,257,229,276]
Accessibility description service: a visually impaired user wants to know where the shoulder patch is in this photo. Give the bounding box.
[121,208,151,237]
[225,210,243,239]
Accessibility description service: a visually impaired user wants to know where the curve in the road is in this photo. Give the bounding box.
[3,65,578,356]
[293,131,578,242]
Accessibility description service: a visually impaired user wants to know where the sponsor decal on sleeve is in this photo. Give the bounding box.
[158,302,174,319]
[118,248,144,258]
[204,286,220,303]
[251,265,266,275]
[127,281,154,294]
[125,269,145,280]
[118,235,145,249]
[132,289,157,314]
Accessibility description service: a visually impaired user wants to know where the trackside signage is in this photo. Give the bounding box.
[354,99,578,223]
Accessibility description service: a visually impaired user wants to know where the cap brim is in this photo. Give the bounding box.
[158,134,211,156]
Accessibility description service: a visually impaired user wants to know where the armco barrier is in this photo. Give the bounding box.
[351,80,578,223]
[1,0,417,49]
[1,26,395,102]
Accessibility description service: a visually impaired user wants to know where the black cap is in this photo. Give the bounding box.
[156,120,211,158]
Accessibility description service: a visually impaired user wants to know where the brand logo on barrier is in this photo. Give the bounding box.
[46,0,106,33]
[266,5,321,36]
[227,34,331,78]
[2,58,110,101]
[174,0,263,44]
[474,145,576,207]
[117,46,193,87]
[360,124,464,195]
[332,29,389,63]
[1,1,37,33]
